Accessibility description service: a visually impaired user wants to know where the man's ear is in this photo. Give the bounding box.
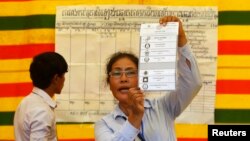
[52,74,59,84]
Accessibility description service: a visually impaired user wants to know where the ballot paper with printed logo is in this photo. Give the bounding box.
[139,22,179,91]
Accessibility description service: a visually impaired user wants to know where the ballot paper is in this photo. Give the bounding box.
[139,22,179,91]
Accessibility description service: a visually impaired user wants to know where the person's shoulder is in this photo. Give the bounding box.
[95,112,114,125]
[22,94,51,112]
[18,93,37,106]
[27,94,47,105]
[17,95,52,118]
[101,112,114,120]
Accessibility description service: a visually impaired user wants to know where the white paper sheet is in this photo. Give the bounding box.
[139,22,178,91]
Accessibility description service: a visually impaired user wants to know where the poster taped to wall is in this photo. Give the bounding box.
[55,5,218,124]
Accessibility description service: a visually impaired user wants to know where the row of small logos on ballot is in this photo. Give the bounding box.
[208,125,250,140]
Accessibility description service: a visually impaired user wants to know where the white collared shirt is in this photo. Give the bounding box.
[14,87,57,141]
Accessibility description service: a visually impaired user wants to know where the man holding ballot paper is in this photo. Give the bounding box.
[94,16,202,141]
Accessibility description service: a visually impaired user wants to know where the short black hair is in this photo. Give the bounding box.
[105,51,138,84]
[29,52,68,89]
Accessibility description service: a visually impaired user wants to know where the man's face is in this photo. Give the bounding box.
[55,73,65,94]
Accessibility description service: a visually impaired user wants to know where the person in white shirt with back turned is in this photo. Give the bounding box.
[14,52,68,141]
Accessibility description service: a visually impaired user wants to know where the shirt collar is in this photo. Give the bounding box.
[113,99,152,119]
[32,87,57,109]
